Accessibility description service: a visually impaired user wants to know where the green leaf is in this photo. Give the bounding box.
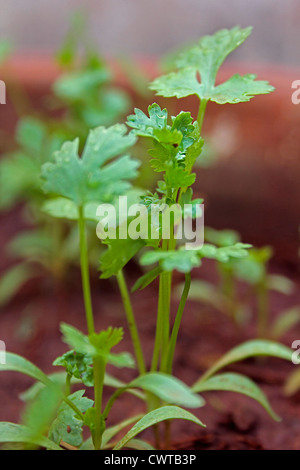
[113,406,205,449]
[80,414,143,450]
[267,275,295,295]
[193,372,280,421]
[49,390,93,447]
[284,369,300,396]
[53,350,94,387]
[0,153,40,210]
[127,103,168,138]
[131,266,162,293]
[128,372,204,409]
[42,198,99,221]
[179,280,223,311]
[0,352,53,386]
[0,264,36,307]
[270,307,300,340]
[99,238,145,279]
[176,26,253,90]
[0,423,62,450]
[150,27,274,104]
[199,243,252,263]
[53,68,110,101]
[210,73,275,104]
[41,124,138,206]
[140,249,202,273]
[20,372,81,402]
[107,352,135,369]
[195,340,293,386]
[16,117,47,153]
[122,439,156,450]
[101,414,143,449]
[205,227,241,247]
[22,385,63,442]
[61,324,124,358]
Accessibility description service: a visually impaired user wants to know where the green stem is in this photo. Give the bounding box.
[160,270,172,372]
[166,272,191,373]
[197,99,208,134]
[65,374,71,397]
[78,205,95,335]
[116,270,146,375]
[93,356,106,450]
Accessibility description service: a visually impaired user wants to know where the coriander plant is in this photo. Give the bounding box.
[0,27,294,451]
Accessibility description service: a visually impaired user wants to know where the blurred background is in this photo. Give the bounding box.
[0,0,299,65]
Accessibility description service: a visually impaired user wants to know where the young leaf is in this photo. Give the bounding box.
[210,73,275,104]
[176,26,253,86]
[140,249,202,273]
[150,27,274,104]
[0,352,53,386]
[53,350,94,387]
[267,275,295,295]
[41,124,138,206]
[42,198,99,222]
[131,266,162,293]
[205,227,241,247]
[128,372,204,409]
[193,372,280,421]
[121,439,156,450]
[0,423,62,450]
[113,406,205,449]
[99,238,145,279]
[49,390,93,447]
[101,414,143,449]
[60,324,131,368]
[284,369,300,397]
[20,372,81,402]
[0,263,36,307]
[127,103,168,138]
[270,307,300,340]
[195,340,293,386]
[22,385,63,442]
[80,414,143,450]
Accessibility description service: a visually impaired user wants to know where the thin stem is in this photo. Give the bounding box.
[166,272,191,373]
[65,374,71,397]
[78,205,95,335]
[103,387,126,420]
[116,270,146,375]
[151,272,164,372]
[197,99,208,135]
[93,356,106,450]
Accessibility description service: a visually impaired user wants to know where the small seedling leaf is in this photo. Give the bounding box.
[113,406,205,449]
[128,372,204,409]
[195,340,293,386]
[193,372,280,421]
[0,423,62,450]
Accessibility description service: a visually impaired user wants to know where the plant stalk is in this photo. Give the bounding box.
[116,270,146,375]
[166,272,191,373]
[93,356,106,450]
[78,205,95,335]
